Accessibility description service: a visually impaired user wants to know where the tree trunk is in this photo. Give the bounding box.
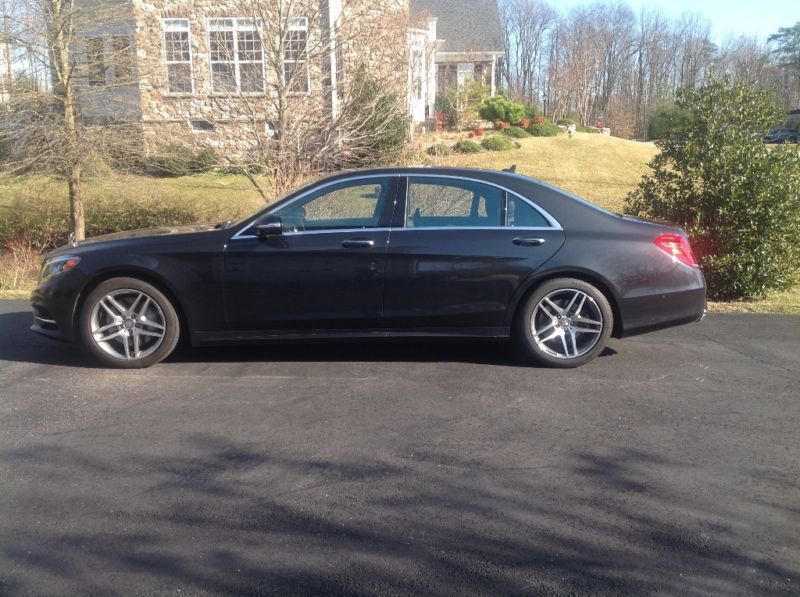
[63,83,84,240]
[68,166,84,241]
[49,0,85,240]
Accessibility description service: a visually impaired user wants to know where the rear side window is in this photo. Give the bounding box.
[406,177,503,228]
[507,194,550,228]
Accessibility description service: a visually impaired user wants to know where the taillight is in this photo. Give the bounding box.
[653,233,699,268]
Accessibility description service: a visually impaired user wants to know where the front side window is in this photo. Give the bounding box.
[273,178,392,232]
[406,177,503,228]
[209,18,265,93]
[284,17,310,93]
[163,19,193,93]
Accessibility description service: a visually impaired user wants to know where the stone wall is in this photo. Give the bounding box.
[127,0,411,157]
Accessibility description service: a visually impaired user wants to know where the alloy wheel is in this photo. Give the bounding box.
[89,289,167,361]
[531,288,604,360]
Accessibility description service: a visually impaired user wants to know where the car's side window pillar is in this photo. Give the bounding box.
[392,177,409,228]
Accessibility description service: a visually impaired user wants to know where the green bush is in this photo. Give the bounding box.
[434,82,489,130]
[478,95,525,126]
[527,121,562,137]
[427,143,453,157]
[148,144,219,177]
[625,76,800,300]
[525,104,542,119]
[647,103,693,140]
[192,147,220,172]
[0,192,198,253]
[503,126,531,139]
[481,135,515,152]
[342,68,408,166]
[453,140,482,153]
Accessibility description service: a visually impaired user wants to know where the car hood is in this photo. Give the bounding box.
[78,224,217,244]
[46,224,219,258]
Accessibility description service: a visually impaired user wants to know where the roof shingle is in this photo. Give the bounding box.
[411,0,504,55]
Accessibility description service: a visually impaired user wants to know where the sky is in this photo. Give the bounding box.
[555,0,798,40]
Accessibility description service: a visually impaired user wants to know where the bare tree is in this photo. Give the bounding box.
[1,0,141,241]
[672,13,715,91]
[506,2,797,136]
[769,22,800,107]
[195,0,411,198]
[501,0,556,106]
[592,2,636,118]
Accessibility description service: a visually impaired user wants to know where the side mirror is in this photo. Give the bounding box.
[254,215,283,239]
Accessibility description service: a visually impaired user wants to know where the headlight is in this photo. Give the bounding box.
[39,255,81,283]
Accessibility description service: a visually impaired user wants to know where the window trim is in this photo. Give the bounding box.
[162,18,194,95]
[207,17,266,95]
[230,174,561,241]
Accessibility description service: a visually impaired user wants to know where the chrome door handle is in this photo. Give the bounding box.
[341,239,375,249]
[513,237,546,247]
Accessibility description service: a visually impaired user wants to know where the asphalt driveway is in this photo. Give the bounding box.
[0,299,798,596]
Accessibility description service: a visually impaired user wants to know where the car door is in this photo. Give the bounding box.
[383,175,565,332]
[223,176,398,331]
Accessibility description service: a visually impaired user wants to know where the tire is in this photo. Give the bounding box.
[79,277,180,369]
[516,278,613,368]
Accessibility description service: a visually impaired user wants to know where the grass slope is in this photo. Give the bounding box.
[423,132,659,213]
[0,172,268,222]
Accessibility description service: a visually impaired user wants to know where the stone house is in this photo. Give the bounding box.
[75,0,427,155]
[72,0,505,154]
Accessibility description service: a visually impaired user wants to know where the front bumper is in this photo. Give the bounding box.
[30,272,85,343]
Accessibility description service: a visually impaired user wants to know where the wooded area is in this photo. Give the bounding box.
[500,0,800,138]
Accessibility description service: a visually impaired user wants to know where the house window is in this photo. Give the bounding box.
[111,35,134,84]
[85,37,107,87]
[284,17,310,93]
[474,63,487,86]
[191,119,215,132]
[438,64,457,90]
[163,18,193,94]
[208,18,265,93]
[412,47,424,100]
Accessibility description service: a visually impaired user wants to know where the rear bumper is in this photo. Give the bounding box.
[619,284,707,338]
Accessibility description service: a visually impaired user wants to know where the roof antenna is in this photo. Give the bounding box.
[504,165,517,173]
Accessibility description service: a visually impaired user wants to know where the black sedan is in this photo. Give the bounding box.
[764,128,799,144]
[31,167,706,368]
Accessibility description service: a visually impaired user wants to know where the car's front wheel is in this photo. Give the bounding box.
[79,277,180,369]
[517,278,613,368]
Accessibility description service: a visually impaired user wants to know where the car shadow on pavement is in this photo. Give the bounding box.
[0,310,105,368]
[0,309,618,369]
[1,435,795,595]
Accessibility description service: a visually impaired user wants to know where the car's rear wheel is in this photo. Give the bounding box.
[79,277,180,369]
[517,278,613,368]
